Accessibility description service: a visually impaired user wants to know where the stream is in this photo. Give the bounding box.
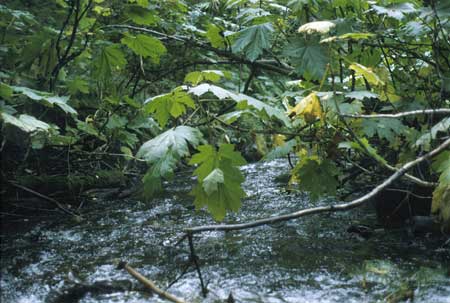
[1,159,449,303]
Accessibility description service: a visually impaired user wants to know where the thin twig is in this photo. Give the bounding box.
[7,181,79,217]
[187,234,208,297]
[118,262,188,303]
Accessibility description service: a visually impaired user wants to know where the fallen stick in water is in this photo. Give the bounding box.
[117,261,188,303]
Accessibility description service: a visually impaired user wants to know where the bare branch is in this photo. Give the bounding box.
[118,262,187,303]
[184,138,450,234]
[342,108,450,119]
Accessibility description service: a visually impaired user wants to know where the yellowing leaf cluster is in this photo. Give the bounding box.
[288,92,323,123]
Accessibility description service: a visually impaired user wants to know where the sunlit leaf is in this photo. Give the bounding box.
[349,63,384,87]
[121,34,166,63]
[144,88,195,127]
[288,92,323,123]
[1,113,51,133]
[184,70,231,85]
[206,24,225,48]
[0,82,13,100]
[13,86,77,115]
[137,126,203,163]
[298,21,335,34]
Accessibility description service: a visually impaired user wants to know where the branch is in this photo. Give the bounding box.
[329,65,436,188]
[118,262,187,303]
[184,137,450,234]
[104,24,294,76]
[342,108,450,119]
[7,181,79,217]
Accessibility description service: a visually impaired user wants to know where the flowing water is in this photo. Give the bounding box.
[1,160,449,303]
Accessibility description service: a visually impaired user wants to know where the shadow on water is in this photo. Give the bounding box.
[1,160,449,302]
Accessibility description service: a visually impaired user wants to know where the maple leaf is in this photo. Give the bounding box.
[137,126,203,198]
[121,34,166,63]
[288,92,323,123]
[144,87,195,127]
[232,23,274,61]
[292,157,340,201]
[284,37,330,80]
[189,144,246,221]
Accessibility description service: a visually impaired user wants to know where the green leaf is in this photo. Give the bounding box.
[339,138,388,165]
[232,23,274,61]
[349,63,384,87]
[0,82,13,100]
[292,157,340,201]
[184,70,231,86]
[432,151,450,184]
[106,114,128,129]
[138,126,203,198]
[190,144,246,221]
[185,83,290,126]
[12,86,77,115]
[121,34,166,63]
[371,3,416,20]
[284,37,329,80]
[206,24,225,48]
[125,4,159,25]
[144,87,195,127]
[76,120,104,139]
[362,118,407,144]
[1,113,51,133]
[203,168,225,195]
[93,44,127,80]
[415,117,450,150]
[137,126,203,163]
[142,149,178,198]
[263,139,297,161]
[66,78,89,94]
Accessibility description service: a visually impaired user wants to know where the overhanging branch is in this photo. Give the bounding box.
[184,137,449,234]
[342,108,450,119]
[104,24,294,76]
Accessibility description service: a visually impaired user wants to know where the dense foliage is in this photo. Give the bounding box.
[1,0,449,226]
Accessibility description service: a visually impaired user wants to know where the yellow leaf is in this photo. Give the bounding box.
[255,134,268,156]
[349,63,385,87]
[273,134,286,147]
[288,92,323,123]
